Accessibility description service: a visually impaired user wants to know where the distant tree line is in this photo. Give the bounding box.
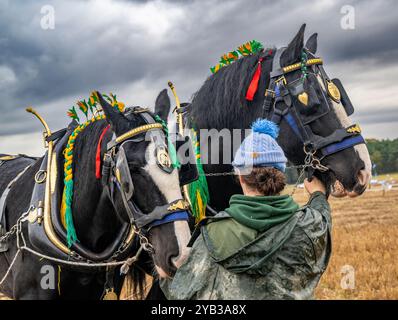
[366,138,398,175]
[285,138,398,183]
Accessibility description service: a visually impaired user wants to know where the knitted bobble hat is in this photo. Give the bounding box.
[232,119,287,172]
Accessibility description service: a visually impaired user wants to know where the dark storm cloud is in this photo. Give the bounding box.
[0,0,397,141]
[355,107,398,125]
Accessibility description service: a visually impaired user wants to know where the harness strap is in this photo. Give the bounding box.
[112,177,189,230]
[45,128,68,143]
[0,164,32,248]
[173,104,188,115]
[114,182,136,225]
[0,155,18,162]
[270,102,288,125]
[102,267,117,300]
[148,211,189,228]
[284,112,304,141]
[321,135,365,157]
[262,91,274,119]
[283,110,365,156]
[262,48,286,120]
[0,154,37,169]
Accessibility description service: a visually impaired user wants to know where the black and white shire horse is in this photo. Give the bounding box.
[0,90,190,299]
[187,24,372,210]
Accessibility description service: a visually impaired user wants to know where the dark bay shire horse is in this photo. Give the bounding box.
[0,90,190,299]
[187,24,372,211]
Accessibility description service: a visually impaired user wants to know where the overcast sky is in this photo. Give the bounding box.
[0,0,397,156]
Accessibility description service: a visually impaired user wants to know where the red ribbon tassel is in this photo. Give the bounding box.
[246,58,263,101]
[96,125,110,179]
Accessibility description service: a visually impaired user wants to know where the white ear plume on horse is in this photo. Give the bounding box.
[305,33,318,54]
[154,88,171,122]
[280,23,306,66]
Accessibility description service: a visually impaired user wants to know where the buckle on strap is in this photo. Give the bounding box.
[270,104,289,125]
[133,199,190,229]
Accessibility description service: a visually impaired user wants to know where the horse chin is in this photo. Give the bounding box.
[155,265,172,279]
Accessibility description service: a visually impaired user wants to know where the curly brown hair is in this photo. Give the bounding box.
[239,167,286,196]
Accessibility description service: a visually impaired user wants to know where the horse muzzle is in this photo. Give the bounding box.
[331,168,371,197]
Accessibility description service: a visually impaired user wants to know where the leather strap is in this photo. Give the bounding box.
[0,155,18,161]
[148,211,189,228]
[45,128,68,143]
[0,154,37,169]
[321,135,365,157]
[0,164,32,230]
[262,47,286,120]
[114,179,189,230]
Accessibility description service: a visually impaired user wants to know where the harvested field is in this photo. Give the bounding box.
[1,188,397,300]
[292,188,398,299]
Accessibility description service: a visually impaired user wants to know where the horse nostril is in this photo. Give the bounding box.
[357,168,370,186]
[171,247,190,269]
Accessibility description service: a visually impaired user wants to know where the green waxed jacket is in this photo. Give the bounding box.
[160,192,332,300]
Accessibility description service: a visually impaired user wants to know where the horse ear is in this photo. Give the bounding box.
[96,91,128,133]
[280,24,306,67]
[154,89,170,122]
[305,33,318,54]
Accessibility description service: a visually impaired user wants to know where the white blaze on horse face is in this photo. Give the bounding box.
[144,142,183,203]
[171,220,191,268]
[316,75,372,183]
[144,142,191,269]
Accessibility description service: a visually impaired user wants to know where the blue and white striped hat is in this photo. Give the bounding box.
[232,119,287,172]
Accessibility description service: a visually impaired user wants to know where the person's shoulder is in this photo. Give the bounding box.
[206,217,257,239]
[204,217,258,260]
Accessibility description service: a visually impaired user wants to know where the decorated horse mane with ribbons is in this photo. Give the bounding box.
[61,92,183,246]
[210,40,264,74]
[183,40,270,222]
[61,92,126,246]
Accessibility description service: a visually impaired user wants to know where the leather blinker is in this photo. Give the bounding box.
[115,147,134,200]
[332,78,354,116]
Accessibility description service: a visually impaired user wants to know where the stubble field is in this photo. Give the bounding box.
[1,187,397,300]
[292,187,398,299]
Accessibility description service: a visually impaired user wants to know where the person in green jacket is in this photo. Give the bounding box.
[160,119,331,300]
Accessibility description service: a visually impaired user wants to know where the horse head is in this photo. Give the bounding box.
[97,90,190,278]
[276,24,371,197]
[188,24,371,210]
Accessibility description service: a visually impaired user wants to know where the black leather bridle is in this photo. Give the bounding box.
[261,47,365,178]
[101,108,190,240]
